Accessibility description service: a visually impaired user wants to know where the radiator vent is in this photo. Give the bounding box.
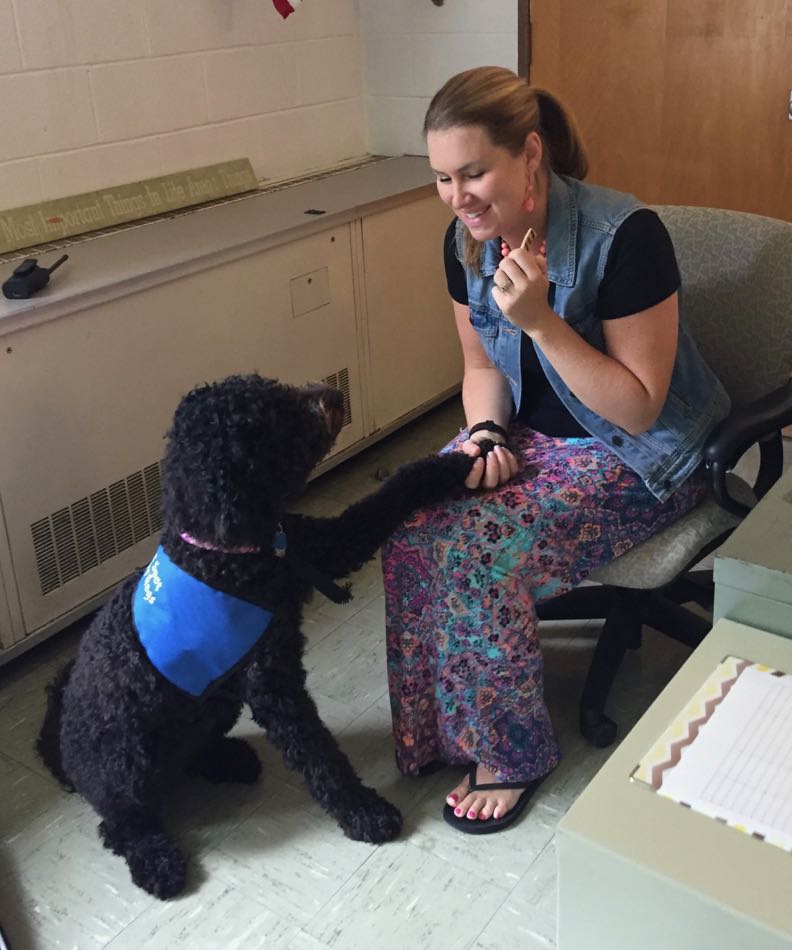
[30,376,350,596]
[322,367,352,426]
[31,461,163,596]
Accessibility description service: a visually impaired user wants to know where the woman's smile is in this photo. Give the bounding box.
[459,205,493,228]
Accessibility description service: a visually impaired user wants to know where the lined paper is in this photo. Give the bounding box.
[659,665,792,851]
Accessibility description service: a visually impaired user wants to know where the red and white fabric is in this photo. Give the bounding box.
[272,0,302,18]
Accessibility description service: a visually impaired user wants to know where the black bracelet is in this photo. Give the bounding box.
[467,420,508,440]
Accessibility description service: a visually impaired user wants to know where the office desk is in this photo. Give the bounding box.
[714,466,792,636]
[557,618,792,950]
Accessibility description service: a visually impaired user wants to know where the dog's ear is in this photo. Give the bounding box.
[213,510,235,546]
[212,475,247,545]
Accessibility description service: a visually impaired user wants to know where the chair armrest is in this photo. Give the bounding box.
[703,382,792,516]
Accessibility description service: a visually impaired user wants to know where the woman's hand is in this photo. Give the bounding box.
[492,246,554,336]
[461,438,519,490]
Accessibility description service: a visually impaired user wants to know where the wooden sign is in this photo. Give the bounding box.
[0,158,259,254]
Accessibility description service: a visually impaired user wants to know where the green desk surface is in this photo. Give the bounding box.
[560,618,792,941]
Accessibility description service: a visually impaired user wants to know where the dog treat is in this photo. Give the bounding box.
[520,228,536,251]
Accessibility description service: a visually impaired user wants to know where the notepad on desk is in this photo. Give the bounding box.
[631,655,792,853]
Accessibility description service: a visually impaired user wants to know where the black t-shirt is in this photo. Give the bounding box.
[444,209,681,437]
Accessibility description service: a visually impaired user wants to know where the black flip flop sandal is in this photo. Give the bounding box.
[442,763,542,835]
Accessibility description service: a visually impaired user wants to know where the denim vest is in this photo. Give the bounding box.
[457,172,730,501]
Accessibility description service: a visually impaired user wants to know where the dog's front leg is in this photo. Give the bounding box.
[286,451,474,578]
[84,758,187,900]
[245,658,402,843]
[98,808,187,900]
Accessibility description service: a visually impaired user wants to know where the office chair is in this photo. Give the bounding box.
[537,205,792,748]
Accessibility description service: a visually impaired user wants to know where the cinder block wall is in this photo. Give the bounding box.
[0,0,365,209]
[0,0,519,213]
[361,0,518,157]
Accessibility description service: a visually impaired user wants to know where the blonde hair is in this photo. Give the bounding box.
[424,66,588,271]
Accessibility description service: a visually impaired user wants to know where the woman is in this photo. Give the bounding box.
[382,66,729,834]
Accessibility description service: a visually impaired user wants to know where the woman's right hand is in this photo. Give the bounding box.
[461,438,519,490]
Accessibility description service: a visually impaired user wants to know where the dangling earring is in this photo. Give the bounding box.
[522,176,535,214]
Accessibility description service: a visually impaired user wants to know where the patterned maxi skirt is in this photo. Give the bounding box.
[382,424,708,784]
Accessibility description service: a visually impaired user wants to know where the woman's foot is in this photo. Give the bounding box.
[446,764,528,823]
[442,763,541,834]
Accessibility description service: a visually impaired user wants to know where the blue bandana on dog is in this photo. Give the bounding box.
[132,546,273,697]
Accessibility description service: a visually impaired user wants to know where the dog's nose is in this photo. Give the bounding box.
[321,391,344,439]
[320,386,344,414]
[302,381,336,401]
[303,383,343,411]
[303,383,344,438]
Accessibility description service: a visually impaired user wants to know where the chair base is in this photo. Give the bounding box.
[580,706,618,748]
[538,575,713,747]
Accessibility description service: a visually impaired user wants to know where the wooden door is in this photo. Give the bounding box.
[528,0,792,219]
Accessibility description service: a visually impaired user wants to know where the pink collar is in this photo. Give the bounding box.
[180,532,260,554]
[179,524,287,558]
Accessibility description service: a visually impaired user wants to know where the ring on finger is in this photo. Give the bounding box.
[496,277,512,293]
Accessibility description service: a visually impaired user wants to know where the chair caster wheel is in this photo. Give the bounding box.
[580,707,618,748]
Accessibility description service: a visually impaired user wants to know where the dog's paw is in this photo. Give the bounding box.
[437,451,477,479]
[419,452,476,500]
[100,821,188,899]
[395,452,475,499]
[126,832,188,900]
[188,737,262,784]
[406,450,475,476]
[338,793,403,844]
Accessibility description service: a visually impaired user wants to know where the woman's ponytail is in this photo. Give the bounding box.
[534,87,588,180]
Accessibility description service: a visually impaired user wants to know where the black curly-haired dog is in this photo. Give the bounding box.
[37,374,473,900]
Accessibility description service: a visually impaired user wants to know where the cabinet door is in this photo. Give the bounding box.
[362,196,463,432]
[0,554,21,649]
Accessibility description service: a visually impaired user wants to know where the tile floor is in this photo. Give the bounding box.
[0,399,785,950]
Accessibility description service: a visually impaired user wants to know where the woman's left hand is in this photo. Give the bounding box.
[492,247,553,336]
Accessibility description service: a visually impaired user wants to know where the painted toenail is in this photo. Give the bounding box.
[448,793,458,804]
[454,807,463,816]
[467,810,477,819]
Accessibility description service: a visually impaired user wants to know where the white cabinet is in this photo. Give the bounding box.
[0,176,462,661]
[362,198,462,432]
[0,225,362,645]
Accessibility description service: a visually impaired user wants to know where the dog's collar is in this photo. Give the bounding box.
[180,524,287,557]
[178,525,350,605]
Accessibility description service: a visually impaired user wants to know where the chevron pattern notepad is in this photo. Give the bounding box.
[631,655,792,853]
